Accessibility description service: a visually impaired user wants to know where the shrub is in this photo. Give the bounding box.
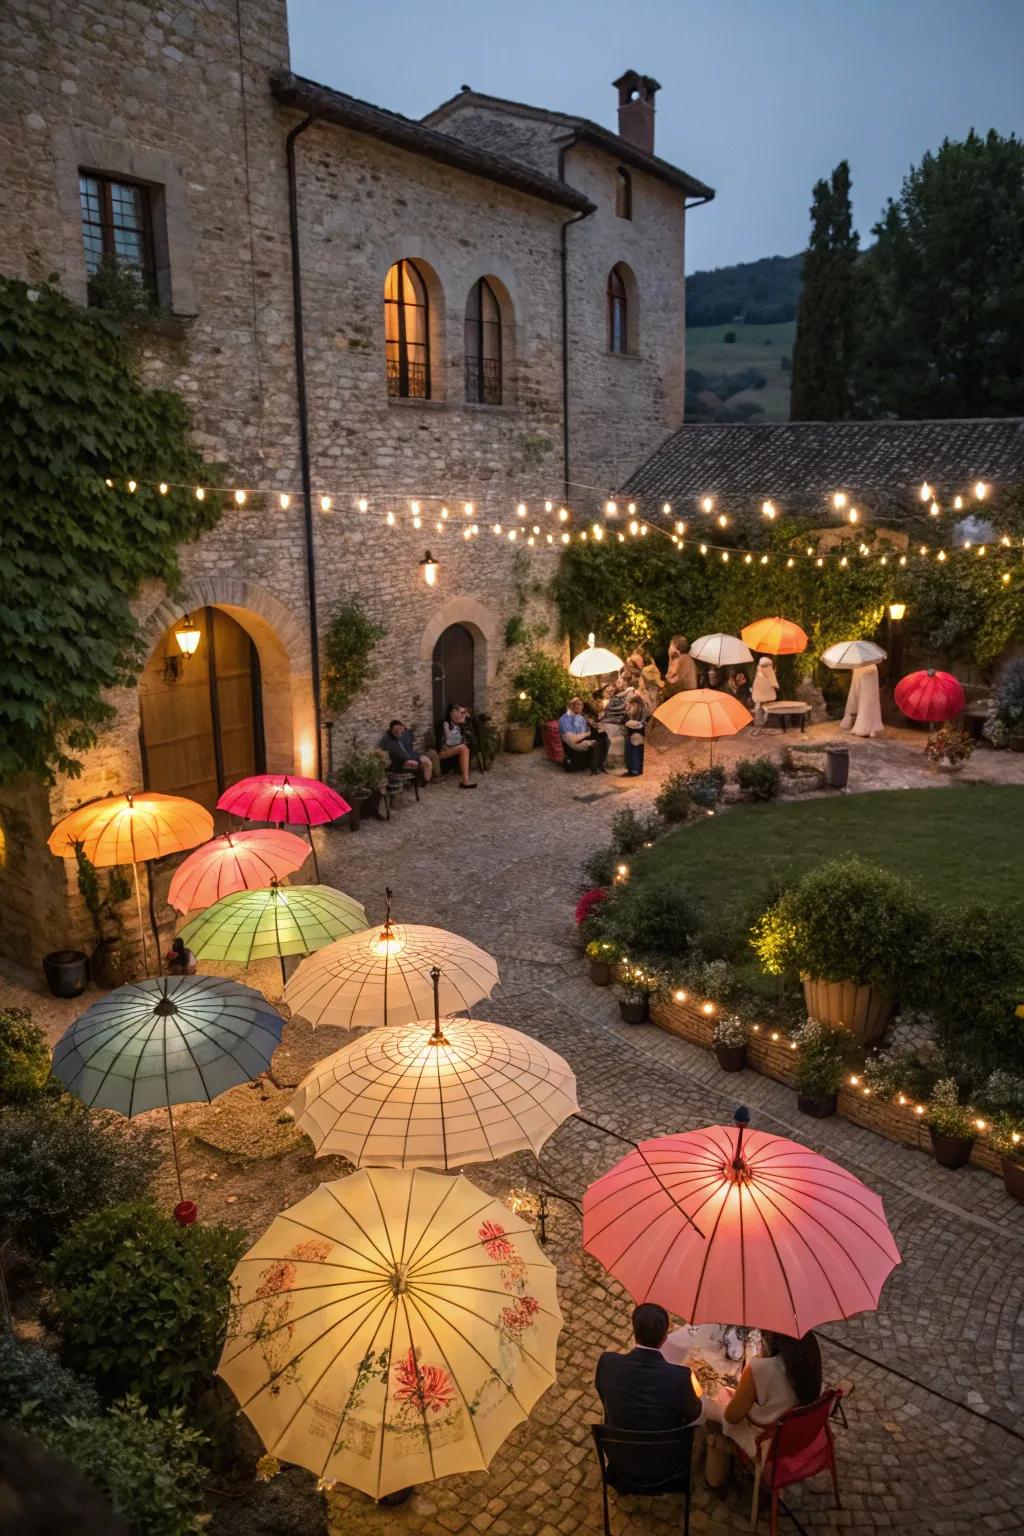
[995,657,1024,732]
[610,806,662,855]
[924,906,1024,1082]
[977,1070,1024,1116]
[0,1006,51,1103]
[322,603,385,716]
[925,1077,976,1140]
[750,856,931,994]
[670,953,737,1004]
[618,961,666,1003]
[655,771,692,824]
[583,843,619,888]
[602,880,696,965]
[49,1202,245,1412]
[861,1050,938,1103]
[509,645,577,726]
[989,1113,1024,1162]
[736,755,781,801]
[336,736,388,791]
[0,1338,99,1426]
[43,1397,206,1536]
[685,764,727,808]
[0,1100,161,1258]
[793,1019,851,1101]
[713,1014,747,1049]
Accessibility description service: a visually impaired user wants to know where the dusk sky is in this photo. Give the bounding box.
[288,0,1023,274]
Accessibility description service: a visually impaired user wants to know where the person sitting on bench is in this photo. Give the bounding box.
[559,696,610,775]
[438,704,477,788]
[380,720,432,784]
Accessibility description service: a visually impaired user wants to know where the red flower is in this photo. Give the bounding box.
[575,887,609,926]
[478,1220,515,1262]
[392,1348,455,1414]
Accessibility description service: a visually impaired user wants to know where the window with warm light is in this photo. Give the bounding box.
[464,278,502,404]
[608,265,629,354]
[385,259,430,398]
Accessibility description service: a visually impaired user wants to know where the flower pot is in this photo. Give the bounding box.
[342,788,369,830]
[619,998,649,1025]
[797,1093,837,1118]
[589,958,612,986]
[802,977,894,1046]
[929,1127,975,1169]
[1001,1157,1024,1203]
[90,937,132,990]
[505,722,536,754]
[714,1043,747,1073]
[42,949,89,998]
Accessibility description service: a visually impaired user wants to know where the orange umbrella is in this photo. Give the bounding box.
[49,792,213,975]
[652,687,752,764]
[168,830,311,913]
[741,616,808,655]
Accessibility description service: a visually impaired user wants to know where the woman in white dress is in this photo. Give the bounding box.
[751,656,779,725]
[703,1330,822,1458]
[841,662,883,737]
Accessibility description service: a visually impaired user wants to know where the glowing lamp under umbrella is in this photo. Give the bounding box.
[569,633,624,678]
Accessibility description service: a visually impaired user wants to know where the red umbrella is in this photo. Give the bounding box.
[894,668,965,725]
[168,829,311,913]
[582,1113,900,1336]
[217,775,350,881]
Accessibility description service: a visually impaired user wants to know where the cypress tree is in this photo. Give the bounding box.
[790,161,860,420]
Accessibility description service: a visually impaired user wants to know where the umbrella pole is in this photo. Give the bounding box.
[166,1101,185,1204]
[307,824,320,881]
[146,864,162,975]
[280,954,288,990]
[131,861,151,977]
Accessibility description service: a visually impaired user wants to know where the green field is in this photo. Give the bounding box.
[686,319,796,422]
[630,785,1024,978]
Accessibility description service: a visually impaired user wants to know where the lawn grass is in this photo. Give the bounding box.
[630,785,1024,984]
[686,319,796,422]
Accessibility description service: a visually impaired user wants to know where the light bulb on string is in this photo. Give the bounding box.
[920,481,932,502]
[953,495,963,510]
[627,502,636,515]
[440,506,449,519]
[558,507,569,523]
[760,554,769,565]
[717,513,728,528]
[930,501,940,517]
[280,493,291,510]
[516,503,527,517]
[493,523,502,535]
[320,495,332,512]
[234,489,245,505]
[662,502,671,514]
[158,481,168,495]
[606,500,618,516]
[675,520,686,535]
[561,532,570,544]
[762,500,776,519]
[128,480,137,493]
[639,524,647,536]
[848,507,859,523]
[544,500,553,513]
[386,511,395,526]
[464,502,474,516]
[975,481,988,500]
[699,543,707,556]
[701,495,714,513]
[629,520,639,536]
[357,496,369,512]
[195,487,205,501]
[833,492,847,510]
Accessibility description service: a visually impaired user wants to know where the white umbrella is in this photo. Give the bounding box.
[292,1008,578,1168]
[822,640,887,670]
[218,1168,562,1499]
[569,632,624,678]
[690,633,754,667]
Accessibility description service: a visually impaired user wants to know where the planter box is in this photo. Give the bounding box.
[505,724,536,753]
[798,1093,837,1119]
[619,999,649,1025]
[802,977,894,1046]
[714,1043,747,1073]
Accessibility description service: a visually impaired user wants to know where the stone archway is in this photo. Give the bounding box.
[418,596,500,716]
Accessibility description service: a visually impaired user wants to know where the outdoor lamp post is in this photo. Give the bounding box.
[888,601,906,622]
[174,614,201,656]
[419,550,439,587]
[887,602,906,686]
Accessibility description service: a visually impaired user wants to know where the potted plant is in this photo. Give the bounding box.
[73,843,134,989]
[504,694,537,754]
[506,644,577,752]
[924,727,974,772]
[750,857,930,1045]
[575,887,609,953]
[617,962,660,1025]
[713,1014,748,1073]
[586,939,618,987]
[926,1078,977,1168]
[337,739,388,829]
[793,1018,849,1117]
[991,1116,1024,1203]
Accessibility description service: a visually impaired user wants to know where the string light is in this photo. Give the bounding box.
[516,502,527,517]
[606,500,618,516]
[386,511,395,526]
[440,506,449,519]
[545,500,554,513]
[762,501,777,519]
[954,495,963,510]
[234,489,245,505]
[320,495,332,512]
[662,502,671,514]
[717,513,728,528]
[920,482,932,502]
[195,487,205,501]
[628,502,636,515]
[629,520,639,536]
[558,507,569,522]
[128,480,137,493]
[930,501,940,517]
[158,482,168,495]
[848,507,859,523]
[280,493,291,510]
[975,481,988,500]
[833,492,847,509]
[701,496,714,513]
[357,496,368,512]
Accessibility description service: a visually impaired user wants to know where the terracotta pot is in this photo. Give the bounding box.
[929,1127,975,1169]
[714,1043,747,1073]
[1001,1157,1024,1203]
[90,938,132,990]
[802,977,894,1045]
[589,958,612,986]
[42,949,89,998]
[505,722,536,754]
[619,998,650,1025]
[797,1093,837,1119]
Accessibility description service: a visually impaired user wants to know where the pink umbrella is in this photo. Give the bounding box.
[217,775,351,881]
[583,1112,900,1336]
[168,830,311,913]
[894,668,965,725]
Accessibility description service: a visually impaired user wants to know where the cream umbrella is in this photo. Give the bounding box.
[569,632,624,678]
[284,892,498,1030]
[218,1167,561,1499]
[291,968,578,1168]
[690,633,754,667]
[821,639,887,669]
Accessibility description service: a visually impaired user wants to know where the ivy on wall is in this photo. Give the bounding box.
[0,279,218,784]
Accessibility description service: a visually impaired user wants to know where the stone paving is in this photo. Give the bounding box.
[5,730,1024,1535]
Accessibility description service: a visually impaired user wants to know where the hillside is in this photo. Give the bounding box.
[686,252,803,327]
[686,321,796,423]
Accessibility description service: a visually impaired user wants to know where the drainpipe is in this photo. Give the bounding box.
[285,111,323,781]
[557,138,595,505]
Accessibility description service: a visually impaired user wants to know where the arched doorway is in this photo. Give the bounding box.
[432,623,475,726]
[138,607,266,812]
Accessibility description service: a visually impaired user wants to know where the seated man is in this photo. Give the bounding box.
[558,696,610,775]
[379,719,432,783]
[595,1303,702,1492]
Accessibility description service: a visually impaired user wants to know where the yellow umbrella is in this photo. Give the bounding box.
[217,1167,561,1499]
[48,791,213,975]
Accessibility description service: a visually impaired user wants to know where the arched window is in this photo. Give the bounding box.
[608,265,629,353]
[464,278,502,404]
[615,167,632,220]
[385,259,430,398]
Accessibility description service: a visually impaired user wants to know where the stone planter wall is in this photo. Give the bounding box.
[650,993,1003,1178]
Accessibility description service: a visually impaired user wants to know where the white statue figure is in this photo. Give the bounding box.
[841,662,883,737]
[751,656,779,725]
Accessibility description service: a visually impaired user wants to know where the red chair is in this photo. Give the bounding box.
[746,1389,843,1534]
[542,720,565,763]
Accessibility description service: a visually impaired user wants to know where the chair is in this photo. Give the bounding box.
[591,1424,694,1535]
[747,1389,843,1535]
[542,720,565,763]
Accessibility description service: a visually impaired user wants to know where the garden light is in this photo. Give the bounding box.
[174,614,201,657]
[889,602,906,621]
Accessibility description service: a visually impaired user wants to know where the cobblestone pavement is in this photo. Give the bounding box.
[6,732,1024,1535]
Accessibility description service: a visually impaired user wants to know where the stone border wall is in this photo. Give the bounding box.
[650,994,1004,1177]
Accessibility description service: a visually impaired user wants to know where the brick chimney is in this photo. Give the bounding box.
[612,70,660,155]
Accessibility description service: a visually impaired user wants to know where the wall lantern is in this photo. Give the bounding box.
[888,601,907,622]
[419,551,439,588]
[175,614,202,655]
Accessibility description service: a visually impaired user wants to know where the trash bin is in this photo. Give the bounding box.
[825,746,849,789]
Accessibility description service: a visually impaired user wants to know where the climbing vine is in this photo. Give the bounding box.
[0,279,218,784]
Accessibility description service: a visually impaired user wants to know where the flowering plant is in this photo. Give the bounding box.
[575,887,609,926]
[924,727,974,764]
[925,1077,975,1139]
[713,1014,747,1049]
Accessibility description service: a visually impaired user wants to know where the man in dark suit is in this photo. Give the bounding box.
[595,1303,702,1492]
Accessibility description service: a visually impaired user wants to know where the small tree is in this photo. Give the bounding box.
[322,603,385,717]
[790,160,860,421]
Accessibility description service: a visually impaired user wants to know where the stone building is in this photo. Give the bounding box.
[0,0,712,965]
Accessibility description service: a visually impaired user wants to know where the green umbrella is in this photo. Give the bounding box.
[179,881,368,984]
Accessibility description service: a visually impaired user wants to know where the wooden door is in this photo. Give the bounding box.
[432,624,475,723]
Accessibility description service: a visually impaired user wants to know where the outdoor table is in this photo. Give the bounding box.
[762,700,812,732]
[662,1323,756,1396]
